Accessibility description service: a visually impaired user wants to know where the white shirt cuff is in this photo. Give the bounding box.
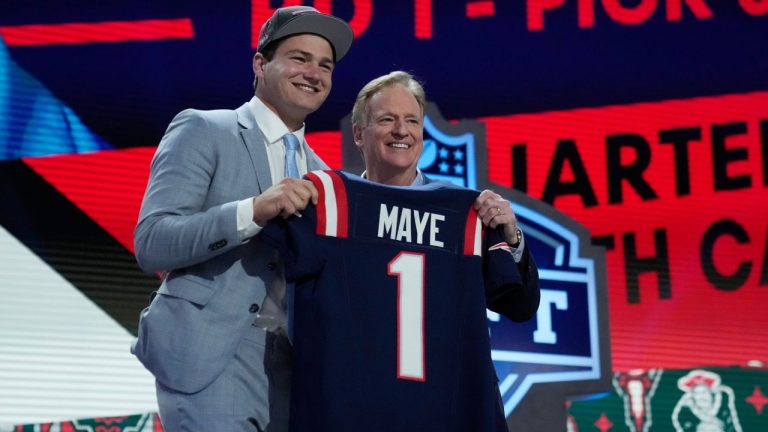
[237,197,263,241]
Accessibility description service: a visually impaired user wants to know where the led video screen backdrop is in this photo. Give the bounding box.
[1,1,766,430]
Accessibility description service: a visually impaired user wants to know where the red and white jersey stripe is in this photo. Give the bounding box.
[463,207,483,256]
[306,170,349,238]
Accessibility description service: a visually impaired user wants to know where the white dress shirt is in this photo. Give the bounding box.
[236,96,309,241]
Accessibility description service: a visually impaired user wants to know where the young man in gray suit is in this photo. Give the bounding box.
[131,6,353,431]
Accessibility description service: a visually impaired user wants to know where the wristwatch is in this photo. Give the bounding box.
[510,228,522,248]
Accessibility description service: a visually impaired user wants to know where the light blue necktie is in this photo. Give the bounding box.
[282,133,301,343]
[283,133,300,179]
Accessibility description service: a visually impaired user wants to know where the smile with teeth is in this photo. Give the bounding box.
[388,143,410,149]
[294,83,318,93]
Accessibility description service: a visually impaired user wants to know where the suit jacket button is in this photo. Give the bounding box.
[208,239,228,251]
[267,262,277,271]
[249,304,260,313]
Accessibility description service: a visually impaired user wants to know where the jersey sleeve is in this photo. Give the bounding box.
[483,227,540,322]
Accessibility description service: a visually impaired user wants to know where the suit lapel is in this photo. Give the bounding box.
[305,145,329,172]
[236,103,273,192]
[237,102,329,184]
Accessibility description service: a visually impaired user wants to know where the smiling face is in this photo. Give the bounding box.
[253,34,334,130]
[691,385,715,410]
[353,84,424,186]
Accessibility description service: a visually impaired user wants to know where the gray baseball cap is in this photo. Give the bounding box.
[256,6,354,61]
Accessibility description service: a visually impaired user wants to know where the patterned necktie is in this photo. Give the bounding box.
[283,133,300,179]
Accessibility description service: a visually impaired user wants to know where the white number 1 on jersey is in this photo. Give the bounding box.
[388,251,426,381]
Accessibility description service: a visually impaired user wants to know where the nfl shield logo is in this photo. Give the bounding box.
[418,114,476,189]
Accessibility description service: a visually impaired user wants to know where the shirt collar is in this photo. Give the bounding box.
[360,169,426,186]
[248,96,306,146]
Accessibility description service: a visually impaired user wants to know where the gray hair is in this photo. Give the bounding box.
[351,71,426,127]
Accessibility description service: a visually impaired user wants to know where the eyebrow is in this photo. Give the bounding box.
[284,49,334,65]
[375,111,421,119]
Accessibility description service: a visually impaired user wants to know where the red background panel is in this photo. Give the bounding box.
[481,92,768,371]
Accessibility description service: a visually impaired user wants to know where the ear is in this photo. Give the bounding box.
[253,53,267,79]
[352,124,363,148]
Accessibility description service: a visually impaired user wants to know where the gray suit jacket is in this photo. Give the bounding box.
[131,103,327,394]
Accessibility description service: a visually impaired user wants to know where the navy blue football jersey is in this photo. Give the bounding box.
[260,170,521,432]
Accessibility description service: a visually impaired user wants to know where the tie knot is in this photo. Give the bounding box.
[283,133,299,151]
[283,133,301,179]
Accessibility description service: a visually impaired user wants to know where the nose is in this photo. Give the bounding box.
[392,119,408,138]
[303,63,322,83]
